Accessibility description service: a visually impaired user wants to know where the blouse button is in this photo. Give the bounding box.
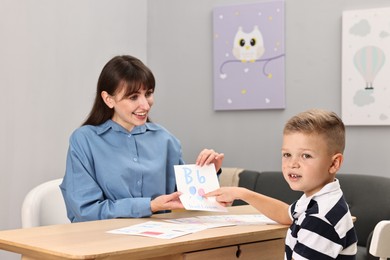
[133,157,138,162]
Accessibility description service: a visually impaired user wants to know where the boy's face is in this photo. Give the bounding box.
[281,132,337,197]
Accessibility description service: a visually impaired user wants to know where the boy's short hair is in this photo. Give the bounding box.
[283,109,345,154]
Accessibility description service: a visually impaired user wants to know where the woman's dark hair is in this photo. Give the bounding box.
[83,55,155,126]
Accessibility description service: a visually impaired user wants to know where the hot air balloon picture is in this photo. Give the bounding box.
[342,6,390,125]
[353,45,386,90]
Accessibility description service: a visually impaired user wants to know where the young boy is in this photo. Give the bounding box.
[205,109,357,259]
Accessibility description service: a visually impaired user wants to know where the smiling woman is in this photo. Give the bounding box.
[82,55,156,129]
[101,82,154,131]
[59,55,224,222]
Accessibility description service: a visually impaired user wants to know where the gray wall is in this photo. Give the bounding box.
[0,0,389,259]
[148,0,390,177]
[0,1,147,259]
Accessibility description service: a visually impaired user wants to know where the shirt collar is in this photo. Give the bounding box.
[96,120,159,135]
[314,178,340,197]
[293,178,340,216]
[301,178,340,201]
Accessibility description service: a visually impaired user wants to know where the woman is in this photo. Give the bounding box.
[60,55,224,222]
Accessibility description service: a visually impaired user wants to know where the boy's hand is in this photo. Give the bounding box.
[204,187,239,205]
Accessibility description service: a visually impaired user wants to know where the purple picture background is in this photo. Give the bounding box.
[213,1,285,110]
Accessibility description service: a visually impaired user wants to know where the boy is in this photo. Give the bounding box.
[205,109,357,259]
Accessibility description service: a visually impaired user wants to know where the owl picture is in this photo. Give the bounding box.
[232,26,265,62]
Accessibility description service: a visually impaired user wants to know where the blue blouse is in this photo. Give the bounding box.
[60,120,184,222]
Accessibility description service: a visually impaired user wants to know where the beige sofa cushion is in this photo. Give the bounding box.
[219,167,244,187]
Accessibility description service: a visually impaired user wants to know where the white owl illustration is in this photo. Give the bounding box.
[232,26,265,62]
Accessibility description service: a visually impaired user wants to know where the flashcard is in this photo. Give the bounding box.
[174,164,227,212]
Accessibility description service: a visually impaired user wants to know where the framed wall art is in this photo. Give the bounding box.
[213,0,285,110]
[342,7,390,125]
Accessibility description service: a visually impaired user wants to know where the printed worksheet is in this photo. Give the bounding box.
[174,164,227,212]
[107,221,207,239]
[107,214,278,240]
[165,216,235,228]
[196,214,277,225]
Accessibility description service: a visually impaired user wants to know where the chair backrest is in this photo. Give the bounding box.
[369,220,390,260]
[254,171,303,204]
[233,171,302,206]
[337,174,390,247]
[21,178,70,228]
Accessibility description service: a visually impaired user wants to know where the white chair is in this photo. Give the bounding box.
[21,178,70,228]
[369,220,390,260]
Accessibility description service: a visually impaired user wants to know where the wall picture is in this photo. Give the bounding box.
[342,7,390,125]
[213,1,285,110]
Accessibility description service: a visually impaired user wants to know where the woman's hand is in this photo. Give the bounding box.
[150,192,184,213]
[196,149,224,172]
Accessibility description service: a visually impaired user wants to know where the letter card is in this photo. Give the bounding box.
[174,164,227,212]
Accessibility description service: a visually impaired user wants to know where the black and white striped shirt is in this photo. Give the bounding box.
[285,179,357,260]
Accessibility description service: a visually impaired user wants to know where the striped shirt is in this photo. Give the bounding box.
[285,179,357,260]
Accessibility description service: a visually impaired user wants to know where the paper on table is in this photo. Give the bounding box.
[107,215,277,239]
[174,164,227,212]
[107,221,208,239]
[196,214,277,225]
[166,214,277,227]
[165,216,236,228]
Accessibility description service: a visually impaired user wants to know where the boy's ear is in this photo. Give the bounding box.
[329,153,343,174]
[101,91,114,109]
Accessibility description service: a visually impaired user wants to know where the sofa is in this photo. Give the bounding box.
[220,168,390,260]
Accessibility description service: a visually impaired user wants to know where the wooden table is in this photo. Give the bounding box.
[0,205,288,260]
